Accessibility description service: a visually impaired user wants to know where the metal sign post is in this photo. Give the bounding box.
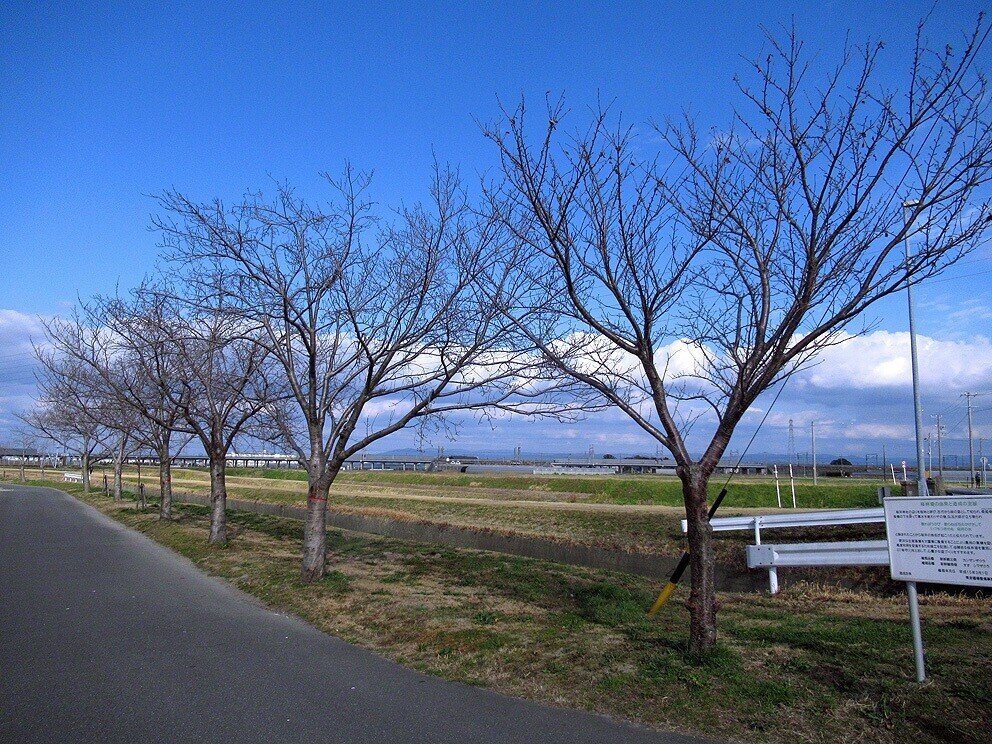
[883,494,992,683]
[905,581,926,682]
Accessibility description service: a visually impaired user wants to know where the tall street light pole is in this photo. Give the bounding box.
[904,200,929,497]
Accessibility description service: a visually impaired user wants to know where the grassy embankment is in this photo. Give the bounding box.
[10,465,886,563]
[226,466,882,508]
[25,477,992,744]
[107,466,885,560]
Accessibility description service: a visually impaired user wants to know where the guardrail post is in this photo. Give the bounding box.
[768,566,779,595]
[752,517,779,594]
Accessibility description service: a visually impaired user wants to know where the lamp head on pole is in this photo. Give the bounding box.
[903,199,920,226]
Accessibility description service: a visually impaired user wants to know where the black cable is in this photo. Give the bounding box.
[720,368,798,492]
[647,367,799,616]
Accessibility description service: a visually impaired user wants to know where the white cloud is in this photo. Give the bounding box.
[0,309,45,354]
[796,330,992,394]
[0,309,47,441]
[4,307,990,459]
[840,422,916,440]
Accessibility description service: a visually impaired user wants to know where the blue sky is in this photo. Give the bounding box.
[2,1,991,462]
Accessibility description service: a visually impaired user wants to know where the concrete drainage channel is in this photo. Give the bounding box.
[163,490,764,592]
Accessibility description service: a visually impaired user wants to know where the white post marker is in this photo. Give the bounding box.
[902,460,908,483]
[773,465,782,508]
[788,463,797,508]
[891,464,898,486]
[883,494,992,682]
[811,421,818,486]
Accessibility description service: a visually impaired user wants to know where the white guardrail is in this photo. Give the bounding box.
[681,507,887,594]
[747,540,890,569]
[63,472,83,483]
[680,507,884,536]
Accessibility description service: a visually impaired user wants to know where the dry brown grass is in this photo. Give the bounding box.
[54,481,992,744]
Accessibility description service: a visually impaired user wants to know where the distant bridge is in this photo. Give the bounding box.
[125,452,440,472]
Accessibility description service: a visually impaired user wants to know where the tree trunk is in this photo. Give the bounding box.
[82,452,91,494]
[113,459,123,503]
[208,454,228,546]
[158,439,173,520]
[301,475,331,582]
[681,468,718,652]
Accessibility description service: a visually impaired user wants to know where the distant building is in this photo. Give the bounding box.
[341,454,437,471]
[0,447,47,465]
[541,457,768,476]
[142,449,768,477]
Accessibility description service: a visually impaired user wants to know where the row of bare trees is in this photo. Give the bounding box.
[23,19,992,650]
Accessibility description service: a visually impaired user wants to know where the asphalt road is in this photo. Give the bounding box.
[0,485,707,743]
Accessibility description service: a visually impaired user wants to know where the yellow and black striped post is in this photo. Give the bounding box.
[648,487,728,616]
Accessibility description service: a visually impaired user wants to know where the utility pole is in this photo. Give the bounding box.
[933,414,944,479]
[903,199,929,497]
[964,393,978,486]
[811,421,817,486]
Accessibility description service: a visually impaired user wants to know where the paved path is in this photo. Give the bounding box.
[0,485,708,743]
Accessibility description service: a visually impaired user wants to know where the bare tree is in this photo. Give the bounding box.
[485,18,992,650]
[100,402,144,503]
[40,292,195,518]
[90,289,195,519]
[147,284,274,544]
[22,352,112,493]
[10,427,36,483]
[155,167,587,581]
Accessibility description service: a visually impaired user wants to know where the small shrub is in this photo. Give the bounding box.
[320,570,352,593]
[572,582,649,626]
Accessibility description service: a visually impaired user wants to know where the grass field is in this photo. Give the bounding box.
[97,466,887,561]
[31,479,992,744]
[223,466,882,509]
[10,464,886,563]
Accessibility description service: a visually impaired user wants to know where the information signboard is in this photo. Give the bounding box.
[883,495,992,587]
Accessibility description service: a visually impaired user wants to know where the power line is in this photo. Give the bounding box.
[921,267,992,286]
[963,392,990,485]
[720,371,797,491]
